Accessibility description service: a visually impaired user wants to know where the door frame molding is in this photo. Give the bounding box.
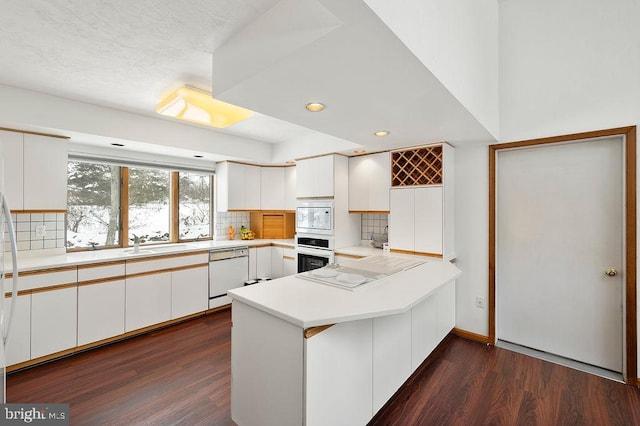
[489,126,637,385]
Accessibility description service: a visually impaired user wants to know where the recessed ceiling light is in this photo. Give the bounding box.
[194,155,203,158]
[285,161,295,165]
[354,150,366,154]
[374,131,390,137]
[305,102,325,112]
[111,143,125,147]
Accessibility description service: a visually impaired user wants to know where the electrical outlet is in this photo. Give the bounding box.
[35,224,46,238]
[475,296,486,309]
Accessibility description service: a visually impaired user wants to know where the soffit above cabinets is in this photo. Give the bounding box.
[213,0,496,152]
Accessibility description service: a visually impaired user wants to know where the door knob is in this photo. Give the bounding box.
[604,268,617,277]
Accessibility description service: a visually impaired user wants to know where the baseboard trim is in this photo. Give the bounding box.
[452,328,490,344]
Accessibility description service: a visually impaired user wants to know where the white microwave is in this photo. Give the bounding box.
[296,201,333,235]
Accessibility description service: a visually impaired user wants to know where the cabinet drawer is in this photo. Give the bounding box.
[13,267,77,292]
[126,252,208,275]
[77,261,126,282]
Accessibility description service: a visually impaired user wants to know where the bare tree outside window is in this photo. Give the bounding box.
[128,167,171,243]
[179,173,211,240]
[67,161,121,248]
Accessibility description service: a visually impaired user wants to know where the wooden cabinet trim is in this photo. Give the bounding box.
[389,248,443,258]
[171,263,208,273]
[6,265,77,279]
[77,275,126,287]
[348,210,390,214]
[0,126,69,140]
[125,251,209,264]
[77,261,126,270]
[126,269,173,280]
[304,324,335,339]
[28,282,77,295]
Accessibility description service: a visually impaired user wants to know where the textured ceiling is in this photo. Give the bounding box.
[0,0,495,162]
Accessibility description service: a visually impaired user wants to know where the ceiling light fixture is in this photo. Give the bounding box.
[374,131,390,137]
[354,150,366,154]
[305,102,325,112]
[155,86,253,128]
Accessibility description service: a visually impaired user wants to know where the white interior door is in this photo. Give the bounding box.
[496,137,623,372]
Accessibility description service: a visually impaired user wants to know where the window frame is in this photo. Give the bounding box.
[67,160,214,252]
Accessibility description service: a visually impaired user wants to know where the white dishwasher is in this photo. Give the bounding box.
[209,246,249,309]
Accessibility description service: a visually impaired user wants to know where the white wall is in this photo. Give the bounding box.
[364,0,499,139]
[455,0,640,375]
[0,84,272,163]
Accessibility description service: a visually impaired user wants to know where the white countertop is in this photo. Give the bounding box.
[6,239,295,273]
[228,253,461,328]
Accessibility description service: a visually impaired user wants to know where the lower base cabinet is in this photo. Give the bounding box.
[171,266,208,319]
[231,279,457,426]
[6,294,31,365]
[77,280,126,346]
[31,287,78,359]
[125,272,172,332]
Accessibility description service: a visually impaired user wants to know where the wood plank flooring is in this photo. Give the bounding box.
[7,309,640,425]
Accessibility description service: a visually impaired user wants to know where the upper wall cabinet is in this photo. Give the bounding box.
[260,167,285,211]
[285,166,296,211]
[216,162,261,212]
[296,155,334,198]
[0,130,68,211]
[349,152,390,213]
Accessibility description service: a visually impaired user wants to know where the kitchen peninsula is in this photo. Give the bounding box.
[228,254,461,426]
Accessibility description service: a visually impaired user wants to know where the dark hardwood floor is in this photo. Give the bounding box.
[8,309,640,425]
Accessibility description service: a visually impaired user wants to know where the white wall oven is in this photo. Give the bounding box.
[296,200,333,235]
[296,234,334,273]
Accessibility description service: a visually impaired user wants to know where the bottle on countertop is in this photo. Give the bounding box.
[227,225,235,240]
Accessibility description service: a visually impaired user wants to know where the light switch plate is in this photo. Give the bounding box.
[35,224,46,238]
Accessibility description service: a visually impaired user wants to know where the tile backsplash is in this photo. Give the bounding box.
[215,211,251,239]
[361,214,388,241]
[3,213,66,252]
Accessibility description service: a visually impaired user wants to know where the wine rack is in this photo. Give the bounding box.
[391,145,443,187]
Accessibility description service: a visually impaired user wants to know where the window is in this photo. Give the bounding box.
[67,159,214,250]
[178,172,212,240]
[128,167,171,244]
[67,161,121,249]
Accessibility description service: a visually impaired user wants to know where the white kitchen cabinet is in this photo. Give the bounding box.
[305,319,373,426]
[373,311,412,413]
[78,280,125,346]
[31,286,78,359]
[23,134,68,211]
[411,293,438,371]
[389,187,444,256]
[5,293,31,365]
[261,167,285,210]
[125,271,172,332]
[171,265,209,319]
[248,247,258,280]
[296,155,334,198]
[349,152,390,212]
[283,247,296,276]
[436,279,456,342]
[0,131,67,211]
[244,164,261,210]
[414,186,443,255]
[216,161,261,211]
[0,130,24,210]
[389,188,415,252]
[285,166,296,211]
[256,246,272,279]
[270,246,283,279]
[77,262,126,346]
